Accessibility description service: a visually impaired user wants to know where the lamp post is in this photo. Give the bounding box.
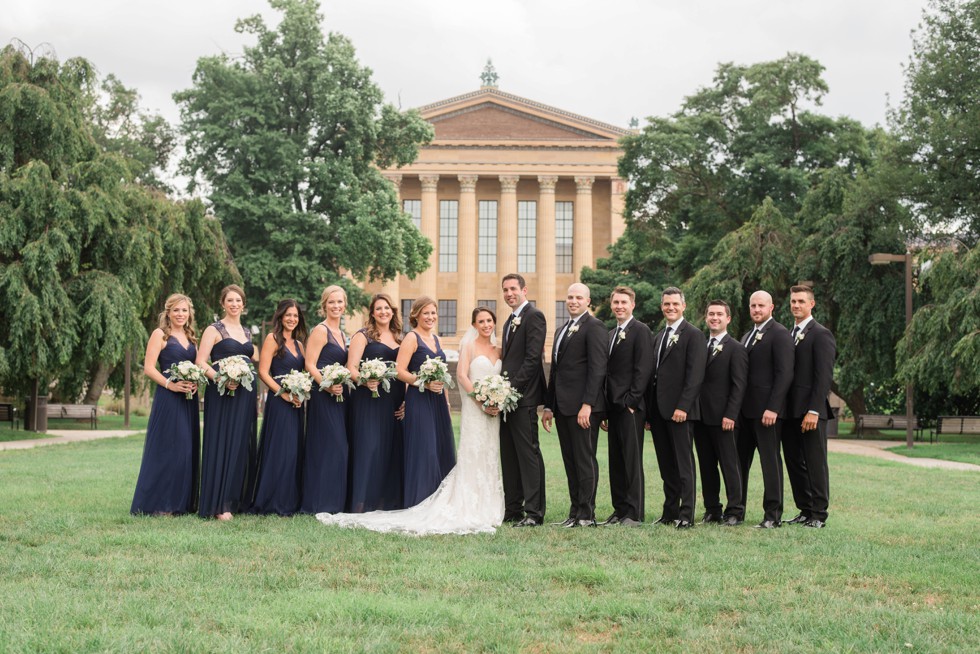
[869,251,914,449]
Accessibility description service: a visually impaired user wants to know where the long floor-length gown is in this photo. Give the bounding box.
[198,322,257,517]
[300,325,349,514]
[251,343,305,516]
[317,355,503,535]
[131,337,200,515]
[346,329,404,512]
[401,333,457,507]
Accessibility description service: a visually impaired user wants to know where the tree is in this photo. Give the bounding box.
[892,0,980,245]
[175,0,434,319]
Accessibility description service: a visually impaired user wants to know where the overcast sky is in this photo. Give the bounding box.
[5,0,928,131]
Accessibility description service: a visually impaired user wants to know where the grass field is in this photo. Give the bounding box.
[1,424,977,653]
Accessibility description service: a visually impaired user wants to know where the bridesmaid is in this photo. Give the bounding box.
[301,285,350,514]
[251,299,308,516]
[196,284,258,520]
[345,293,406,512]
[396,296,457,508]
[131,294,201,516]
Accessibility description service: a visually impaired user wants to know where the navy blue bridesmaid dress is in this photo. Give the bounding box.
[198,321,257,517]
[300,324,349,514]
[251,342,305,516]
[131,336,200,515]
[346,329,405,512]
[402,332,456,507]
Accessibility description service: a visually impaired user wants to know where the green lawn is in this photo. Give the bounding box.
[0,414,149,443]
[886,442,980,466]
[0,426,977,652]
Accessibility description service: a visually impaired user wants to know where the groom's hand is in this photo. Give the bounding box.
[541,409,553,433]
[577,404,592,429]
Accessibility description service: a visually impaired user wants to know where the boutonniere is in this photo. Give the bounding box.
[795,331,805,345]
[510,316,521,333]
[668,333,679,346]
[567,324,579,336]
[617,329,627,343]
[754,331,764,343]
[712,343,724,356]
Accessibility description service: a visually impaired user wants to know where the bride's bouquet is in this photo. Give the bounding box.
[414,356,455,392]
[213,355,256,397]
[470,373,521,419]
[358,358,398,398]
[166,360,208,399]
[275,369,314,404]
[319,363,356,402]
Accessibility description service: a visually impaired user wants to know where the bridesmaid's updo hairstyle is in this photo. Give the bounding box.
[220,284,247,315]
[271,299,308,358]
[158,293,198,345]
[366,293,403,344]
[318,285,348,318]
[471,305,496,326]
[409,296,437,329]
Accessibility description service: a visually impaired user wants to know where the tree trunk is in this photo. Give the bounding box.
[83,361,115,405]
[836,384,869,436]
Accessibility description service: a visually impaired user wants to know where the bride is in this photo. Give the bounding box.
[316,306,504,535]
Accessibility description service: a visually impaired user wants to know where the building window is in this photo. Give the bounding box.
[438,300,457,337]
[478,200,498,273]
[403,199,421,229]
[555,301,570,325]
[476,299,497,318]
[518,200,536,273]
[401,299,414,334]
[439,200,458,272]
[556,201,573,274]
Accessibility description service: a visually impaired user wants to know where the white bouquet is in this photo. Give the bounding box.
[358,358,398,398]
[470,373,522,418]
[274,369,314,404]
[414,356,455,392]
[166,360,208,399]
[213,355,256,397]
[319,363,356,402]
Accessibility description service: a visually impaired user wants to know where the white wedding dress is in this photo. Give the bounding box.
[316,355,505,535]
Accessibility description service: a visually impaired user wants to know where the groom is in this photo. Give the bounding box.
[500,273,547,527]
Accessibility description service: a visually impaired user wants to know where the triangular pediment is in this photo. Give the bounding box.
[418,88,627,143]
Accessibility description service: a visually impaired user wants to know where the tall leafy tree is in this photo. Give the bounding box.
[175,0,434,318]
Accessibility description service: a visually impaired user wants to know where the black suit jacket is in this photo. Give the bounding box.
[787,319,836,419]
[647,318,706,421]
[501,303,547,407]
[739,319,794,419]
[545,313,607,416]
[605,318,653,412]
[696,333,748,426]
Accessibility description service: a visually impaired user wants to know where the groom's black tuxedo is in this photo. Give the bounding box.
[604,318,653,522]
[500,302,547,523]
[645,318,706,523]
[692,333,747,520]
[545,312,607,522]
[781,319,836,523]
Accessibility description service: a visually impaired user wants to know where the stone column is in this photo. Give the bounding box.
[419,174,440,301]
[610,176,627,244]
[457,175,479,335]
[382,174,402,299]
[573,176,595,282]
[537,175,558,353]
[497,175,520,313]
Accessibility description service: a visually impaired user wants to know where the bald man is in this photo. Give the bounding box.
[543,283,608,527]
[738,290,794,528]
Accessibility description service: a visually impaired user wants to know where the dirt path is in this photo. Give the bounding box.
[0,429,142,451]
[829,439,980,472]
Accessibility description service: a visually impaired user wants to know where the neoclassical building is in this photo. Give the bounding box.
[366,76,628,358]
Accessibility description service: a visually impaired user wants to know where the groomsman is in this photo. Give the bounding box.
[691,300,747,526]
[781,285,836,528]
[738,290,794,529]
[500,273,548,527]
[602,286,653,527]
[646,287,706,529]
[543,283,607,528]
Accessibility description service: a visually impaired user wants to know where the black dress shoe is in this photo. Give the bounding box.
[803,519,826,529]
[753,519,781,529]
[652,517,674,525]
[552,518,576,527]
[674,519,694,529]
[600,515,622,526]
[701,513,723,524]
[618,517,643,528]
[513,517,541,527]
[721,516,743,527]
[503,514,524,524]
[785,513,809,525]
[573,519,597,528]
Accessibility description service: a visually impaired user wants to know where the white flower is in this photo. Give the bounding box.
[617,329,627,342]
[712,343,724,356]
[567,324,579,335]
[213,355,256,397]
[414,356,455,392]
[319,363,355,402]
[470,373,522,420]
[795,332,806,344]
[668,333,679,346]
[275,369,314,404]
[166,360,208,399]
[358,358,398,398]
[754,331,764,342]
[510,315,522,332]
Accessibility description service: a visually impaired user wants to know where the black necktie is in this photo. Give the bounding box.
[746,328,759,349]
[609,326,621,354]
[658,327,673,366]
[708,336,716,352]
[504,312,518,350]
[557,320,573,358]
[792,325,800,343]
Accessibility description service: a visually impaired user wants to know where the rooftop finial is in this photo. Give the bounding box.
[480,58,498,88]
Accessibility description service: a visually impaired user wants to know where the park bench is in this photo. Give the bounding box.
[0,403,19,430]
[935,416,980,441]
[46,403,98,429]
[855,414,922,439]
